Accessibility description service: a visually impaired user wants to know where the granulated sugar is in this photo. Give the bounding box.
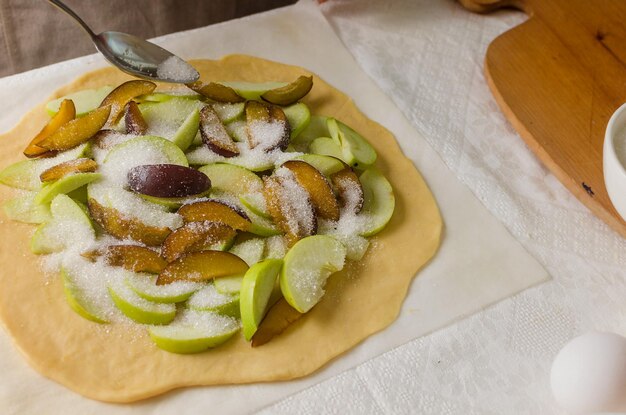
[224,120,247,143]
[200,106,236,148]
[274,167,316,236]
[212,103,244,123]
[229,238,265,266]
[91,132,136,163]
[187,284,237,310]
[334,174,364,214]
[265,235,287,259]
[109,275,176,317]
[88,182,182,230]
[126,274,201,300]
[99,138,181,185]
[186,139,303,172]
[156,56,198,82]
[55,253,129,323]
[29,143,91,179]
[247,119,288,151]
[150,309,240,336]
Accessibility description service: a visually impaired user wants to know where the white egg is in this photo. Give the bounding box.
[551,331,626,413]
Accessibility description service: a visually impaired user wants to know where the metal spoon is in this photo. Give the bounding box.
[47,0,199,84]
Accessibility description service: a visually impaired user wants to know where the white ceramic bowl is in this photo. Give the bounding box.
[604,103,626,221]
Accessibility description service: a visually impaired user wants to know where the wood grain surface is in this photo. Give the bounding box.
[460,0,626,237]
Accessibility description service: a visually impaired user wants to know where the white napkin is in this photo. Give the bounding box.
[0,1,547,413]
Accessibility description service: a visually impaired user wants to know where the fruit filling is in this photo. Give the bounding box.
[0,72,396,354]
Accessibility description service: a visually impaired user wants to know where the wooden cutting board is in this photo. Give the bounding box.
[459,0,626,237]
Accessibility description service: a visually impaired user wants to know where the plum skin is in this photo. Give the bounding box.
[127,164,211,198]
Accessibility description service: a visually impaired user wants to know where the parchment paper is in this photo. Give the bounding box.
[0,1,548,413]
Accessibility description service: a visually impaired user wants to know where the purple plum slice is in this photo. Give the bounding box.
[245,101,290,152]
[200,106,240,158]
[124,101,148,135]
[127,164,211,198]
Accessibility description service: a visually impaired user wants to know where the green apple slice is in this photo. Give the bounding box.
[247,209,281,237]
[206,190,277,236]
[61,266,109,323]
[126,274,201,303]
[0,143,91,191]
[186,146,275,172]
[295,154,345,177]
[46,86,114,117]
[213,275,244,295]
[34,172,101,205]
[102,135,188,185]
[240,259,283,340]
[94,136,187,232]
[171,108,200,151]
[282,103,311,139]
[327,118,377,168]
[212,193,278,236]
[104,135,189,167]
[333,233,370,261]
[199,163,263,194]
[199,163,263,193]
[67,185,89,204]
[239,193,271,219]
[2,192,51,224]
[108,277,176,324]
[212,102,245,124]
[148,309,239,354]
[358,168,395,236]
[140,98,203,149]
[186,284,240,317]
[229,238,266,266]
[31,194,95,254]
[137,92,201,103]
[0,160,43,191]
[291,115,329,151]
[51,193,93,229]
[264,235,287,259]
[280,235,346,313]
[87,182,183,232]
[224,120,247,142]
[219,81,287,101]
[199,163,267,215]
[191,130,202,146]
[214,238,267,295]
[138,188,211,210]
[309,137,351,164]
[31,223,63,254]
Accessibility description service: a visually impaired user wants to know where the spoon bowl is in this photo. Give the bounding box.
[95,32,199,83]
[47,0,199,84]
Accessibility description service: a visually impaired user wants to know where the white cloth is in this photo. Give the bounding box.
[260,1,626,414]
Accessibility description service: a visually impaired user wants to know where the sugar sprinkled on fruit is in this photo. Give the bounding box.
[0,74,399,354]
[187,284,238,311]
[248,120,289,151]
[274,167,317,237]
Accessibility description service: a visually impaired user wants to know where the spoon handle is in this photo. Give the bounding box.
[46,0,97,38]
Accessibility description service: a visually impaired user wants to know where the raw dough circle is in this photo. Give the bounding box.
[0,55,442,402]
